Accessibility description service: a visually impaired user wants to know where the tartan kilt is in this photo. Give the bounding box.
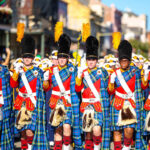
[110,98,136,131]
[63,105,72,126]
[45,90,54,142]
[79,105,103,132]
[14,106,38,134]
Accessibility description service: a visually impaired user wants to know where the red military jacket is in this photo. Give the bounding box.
[108,68,147,110]
[48,65,72,109]
[10,67,39,111]
[75,68,102,113]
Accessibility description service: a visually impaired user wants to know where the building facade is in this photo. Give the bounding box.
[122,11,147,42]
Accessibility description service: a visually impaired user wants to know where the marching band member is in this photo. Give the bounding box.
[108,40,146,150]
[75,36,110,150]
[10,35,49,150]
[44,34,82,150]
[46,50,58,147]
[0,52,14,149]
[142,61,150,150]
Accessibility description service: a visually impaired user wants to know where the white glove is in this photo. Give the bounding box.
[143,64,148,70]
[110,72,116,83]
[144,69,149,81]
[77,66,83,78]
[44,70,49,81]
[15,63,24,73]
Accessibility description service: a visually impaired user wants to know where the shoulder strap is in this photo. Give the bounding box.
[0,95,4,105]
[116,69,134,98]
[83,71,100,99]
[20,69,36,106]
[53,67,71,103]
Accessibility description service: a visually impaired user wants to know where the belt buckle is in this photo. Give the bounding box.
[61,92,65,97]
[23,94,27,98]
[89,98,94,102]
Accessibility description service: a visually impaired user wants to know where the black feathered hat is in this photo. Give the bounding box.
[58,34,71,58]
[118,40,132,61]
[21,35,35,58]
[86,36,99,60]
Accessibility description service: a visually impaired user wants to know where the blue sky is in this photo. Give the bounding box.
[102,0,150,31]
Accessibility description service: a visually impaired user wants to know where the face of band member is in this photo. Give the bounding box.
[52,58,58,66]
[23,58,33,66]
[86,59,97,70]
[119,58,130,70]
[58,57,68,67]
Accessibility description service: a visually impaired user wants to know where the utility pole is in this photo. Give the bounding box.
[41,33,45,58]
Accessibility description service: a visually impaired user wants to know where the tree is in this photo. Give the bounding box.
[129,39,150,58]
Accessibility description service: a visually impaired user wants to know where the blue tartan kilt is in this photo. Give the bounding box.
[14,106,38,134]
[79,105,103,132]
[63,105,72,126]
[110,104,136,131]
[46,90,55,141]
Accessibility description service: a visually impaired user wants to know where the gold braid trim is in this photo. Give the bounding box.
[108,83,115,92]
[141,76,148,87]
[75,76,82,86]
[12,71,19,81]
[43,81,50,89]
